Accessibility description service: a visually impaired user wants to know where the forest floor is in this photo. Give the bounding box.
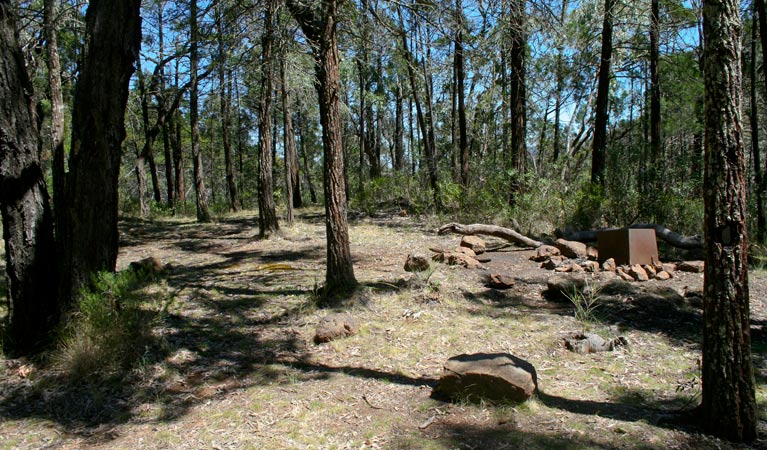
[1,207,767,449]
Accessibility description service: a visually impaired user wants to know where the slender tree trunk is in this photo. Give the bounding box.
[158,0,174,208]
[61,0,141,302]
[455,0,469,187]
[394,75,405,171]
[282,57,296,225]
[297,105,318,204]
[508,0,527,204]
[44,0,66,233]
[258,0,279,236]
[0,0,60,353]
[172,53,185,205]
[135,60,152,217]
[217,8,240,213]
[190,0,210,222]
[552,0,568,164]
[357,56,366,190]
[649,0,662,214]
[592,0,614,187]
[701,0,757,441]
[287,0,357,294]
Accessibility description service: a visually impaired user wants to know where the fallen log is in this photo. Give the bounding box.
[437,223,543,248]
[556,224,703,249]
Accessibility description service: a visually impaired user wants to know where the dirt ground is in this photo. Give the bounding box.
[2,208,767,449]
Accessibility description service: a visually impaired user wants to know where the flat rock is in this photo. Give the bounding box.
[488,273,515,289]
[314,314,360,344]
[531,245,561,262]
[564,333,629,354]
[541,255,566,270]
[455,246,477,257]
[616,267,635,282]
[554,238,588,259]
[433,353,537,403]
[545,274,586,300]
[678,261,704,273]
[460,236,487,254]
[602,258,617,272]
[404,254,431,272]
[655,270,671,280]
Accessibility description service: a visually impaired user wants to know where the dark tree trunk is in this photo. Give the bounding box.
[60,0,141,301]
[0,1,60,353]
[357,56,366,190]
[44,0,65,232]
[287,0,357,294]
[701,0,757,441]
[509,0,527,202]
[190,0,210,222]
[172,55,185,205]
[648,0,662,210]
[592,0,613,187]
[159,0,174,208]
[752,9,765,243]
[258,0,279,236]
[394,75,405,172]
[552,0,568,164]
[455,1,469,187]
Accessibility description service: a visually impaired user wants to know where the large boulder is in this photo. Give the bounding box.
[460,236,487,254]
[314,314,360,344]
[554,238,588,259]
[432,353,537,403]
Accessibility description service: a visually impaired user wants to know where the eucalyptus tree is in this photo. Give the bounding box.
[189,0,211,222]
[257,0,279,236]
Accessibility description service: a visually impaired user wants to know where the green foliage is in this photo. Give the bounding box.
[53,269,163,381]
[564,279,602,324]
[352,174,427,214]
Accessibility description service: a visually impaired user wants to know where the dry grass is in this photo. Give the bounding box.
[0,208,766,449]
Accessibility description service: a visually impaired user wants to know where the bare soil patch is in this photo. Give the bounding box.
[2,208,767,449]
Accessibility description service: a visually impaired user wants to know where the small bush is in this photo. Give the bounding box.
[54,269,161,381]
[564,279,602,324]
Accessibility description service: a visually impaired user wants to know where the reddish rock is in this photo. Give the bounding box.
[586,246,599,261]
[488,273,515,289]
[678,261,704,273]
[460,236,487,254]
[455,246,477,257]
[655,271,671,280]
[314,314,360,344]
[616,268,635,282]
[404,254,431,272]
[602,258,617,272]
[531,245,561,262]
[433,353,537,403]
[554,239,588,259]
[629,264,649,281]
[541,256,566,270]
[583,261,601,272]
[643,264,657,279]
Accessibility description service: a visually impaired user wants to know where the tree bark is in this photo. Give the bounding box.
[591,0,613,187]
[701,0,757,440]
[751,8,765,244]
[61,0,141,301]
[0,0,60,353]
[190,0,211,222]
[455,0,469,187]
[297,105,318,204]
[509,0,527,201]
[287,0,357,293]
[44,0,65,232]
[438,223,543,248]
[281,57,297,225]
[258,0,279,236]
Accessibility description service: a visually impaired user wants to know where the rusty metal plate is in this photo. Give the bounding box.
[597,228,659,266]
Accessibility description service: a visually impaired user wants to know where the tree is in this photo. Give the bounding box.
[0,0,60,353]
[591,0,614,187]
[44,0,66,234]
[508,0,527,201]
[701,0,757,441]
[286,0,357,294]
[454,0,469,187]
[217,3,240,212]
[258,0,280,236]
[59,0,142,302]
[190,0,211,222]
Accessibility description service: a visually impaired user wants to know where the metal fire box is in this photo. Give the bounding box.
[597,228,659,266]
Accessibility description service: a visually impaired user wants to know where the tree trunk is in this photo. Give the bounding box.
[552,0,568,164]
[218,7,240,213]
[648,0,662,216]
[190,0,210,222]
[159,0,174,208]
[752,9,765,244]
[438,223,542,248]
[44,0,66,233]
[282,57,296,225]
[0,0,60,353]
[297,105,318,204]
[172,54,185,205]
[455,1,469,187]
[394,75,405,172]
[591,0,613,187]
[509,0,527,202]
[61,0,141,302]
[258,0,279,236]
[701,0,757,440]
[287,0,357,294]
